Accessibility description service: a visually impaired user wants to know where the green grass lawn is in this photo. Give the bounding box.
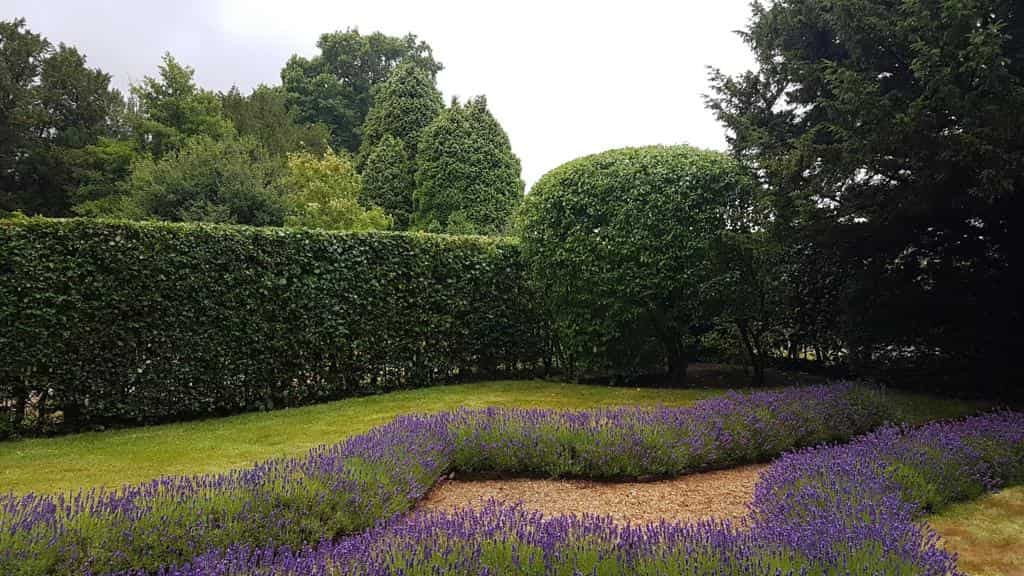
[929,486,1024,576]
[0,380,723,494]
[0,378,981,495]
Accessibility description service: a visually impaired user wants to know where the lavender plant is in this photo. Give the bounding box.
[0,384,906,575]
[123,411,1022,576]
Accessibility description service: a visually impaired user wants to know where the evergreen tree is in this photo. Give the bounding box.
[357,61,442,167]
[361,135,414,229]
[414,97,523,235]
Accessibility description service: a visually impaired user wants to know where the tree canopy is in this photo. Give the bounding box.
[517,145,755,385]
[113,135,283,226]
[281,29,442,153]
[706,0,1022,394]
[131,54,234,158]
[1,19,124,216]
[279,149,389,231]
[414,96,523,235]
[361,134,415,229]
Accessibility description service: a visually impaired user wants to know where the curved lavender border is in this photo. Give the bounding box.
[131,411,1023,576]
[1,384,899,574]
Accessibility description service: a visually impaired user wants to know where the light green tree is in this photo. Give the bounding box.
[279,149,390,231]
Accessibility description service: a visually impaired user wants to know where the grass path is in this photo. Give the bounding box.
[929,486,1024,576]
[0,378,980,495]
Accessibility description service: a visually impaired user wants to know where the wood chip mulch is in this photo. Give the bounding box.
[416,464,768,525]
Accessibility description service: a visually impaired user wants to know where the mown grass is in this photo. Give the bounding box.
[0,378,983,495]
[929,486,1024,576]
[0,380,722,494]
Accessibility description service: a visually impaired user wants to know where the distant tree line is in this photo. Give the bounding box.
[0,20,522,234]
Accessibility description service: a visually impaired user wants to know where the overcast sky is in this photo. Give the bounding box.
[3,0,755,187]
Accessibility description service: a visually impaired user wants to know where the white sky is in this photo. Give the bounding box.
[2,0,755,187]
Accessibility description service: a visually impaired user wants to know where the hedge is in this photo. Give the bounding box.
[0,218,546,435]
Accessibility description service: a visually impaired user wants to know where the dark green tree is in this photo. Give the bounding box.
[707,0,1023,394]
[221,84,330,157]
[357,61,443,167]
[517,146,754,385]
[1,19,125,216]
[414,96,523,235]
[131,53,234,158]
[281,28,441,153]
[112,135,283,226]
[361,134,415,229]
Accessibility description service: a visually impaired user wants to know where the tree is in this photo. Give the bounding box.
[221,84,330,157]
[281,29,442,153]
[279,149,389,231]
[414,96,523,235]
[114,135,283,226]
[706,0,1022,395]
[357,61,443,167]
[517,145,754,385]
[1,20,125,216]
[706,230,786,386]
[361,135,414,229]
[66,137,136,216]
[131,53,234,158]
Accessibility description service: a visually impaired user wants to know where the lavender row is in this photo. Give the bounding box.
[0,384,892,575]
[130,410,1024,576]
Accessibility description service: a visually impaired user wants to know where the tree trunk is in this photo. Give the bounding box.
[736,320,765,387]
[666,344,688,387]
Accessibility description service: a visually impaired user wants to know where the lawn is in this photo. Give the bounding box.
[0,378,980,494]
[929,486,1024,576]
[0,379,722,494]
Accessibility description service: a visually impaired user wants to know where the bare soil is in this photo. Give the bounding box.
[417,463,768,525]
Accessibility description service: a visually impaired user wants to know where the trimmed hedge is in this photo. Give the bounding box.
[0,218,545,435]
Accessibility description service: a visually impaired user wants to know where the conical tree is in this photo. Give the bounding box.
[361,134,415,229]
[413,96,523,235]
[357,62,443,167]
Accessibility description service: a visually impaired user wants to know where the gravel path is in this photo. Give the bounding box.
[417,464,768,525]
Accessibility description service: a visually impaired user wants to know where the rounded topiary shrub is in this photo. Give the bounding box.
[517,145,753,385]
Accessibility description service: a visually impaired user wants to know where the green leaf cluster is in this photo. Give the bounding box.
[517,145,754,384]
[0,218,546,436]
[414,97,524,235]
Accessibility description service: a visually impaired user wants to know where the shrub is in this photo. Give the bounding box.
[0,384,895,575]
[112,407,1022,576]
[0,218,545,434]
[517,145,755,385]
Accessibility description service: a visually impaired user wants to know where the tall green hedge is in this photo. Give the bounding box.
[0,218,545,436]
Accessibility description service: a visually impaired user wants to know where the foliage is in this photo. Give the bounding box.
[281,28,442,153]
[0,218,545,435]
[110,135,284,225]
[220,84,330,157]
[517,145,754,384]
[84,398,1021,576]
[0,381,731,493]
[357,61,443,167]
[130,53,235,158]
[361,134,415,229]
[706,0,1023,396]
[0,19,125,216]
[705,229,787,385]
[0,384,903,575]
[64,137,136,216]
[414,96,523,235]
[278,149,389,231]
